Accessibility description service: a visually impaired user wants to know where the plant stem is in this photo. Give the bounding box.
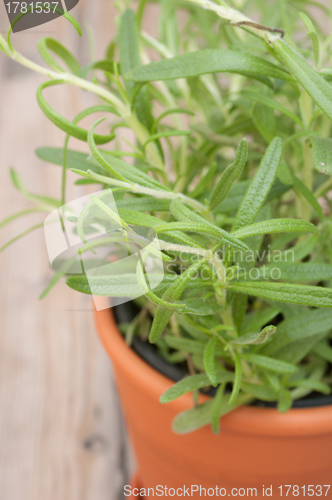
[12,50,127,110]
[211,253,227,309]
[0,222,45,253]
[315,177,332,198]
[86,169,208,214]
[61,135,70,206]
[181,0,284,42]
[4,44,165,174]
[125,114,164,171]
[0,208,47,229]
[303,139,313,192]
[299,91,313,220]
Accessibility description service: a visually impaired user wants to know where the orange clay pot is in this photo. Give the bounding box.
[95,307,332,499]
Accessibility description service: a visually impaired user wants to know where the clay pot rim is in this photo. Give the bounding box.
[95,306,332,438]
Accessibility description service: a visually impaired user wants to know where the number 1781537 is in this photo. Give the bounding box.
[278,485,331,497]
[5,2,59,14]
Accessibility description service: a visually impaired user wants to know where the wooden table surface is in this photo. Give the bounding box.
[0,1,135,498]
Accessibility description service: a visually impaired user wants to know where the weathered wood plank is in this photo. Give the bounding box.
[0,2,134,499]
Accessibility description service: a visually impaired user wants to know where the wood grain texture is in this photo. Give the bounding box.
[0,1,135,499]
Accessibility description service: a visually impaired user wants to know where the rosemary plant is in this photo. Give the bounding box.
[1,0,332,433]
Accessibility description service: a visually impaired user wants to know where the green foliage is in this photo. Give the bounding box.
[160,371,234,403]
[38,37,81,74]
[1,0,332,435]
[149,260,207,342]
[232,325,277,346]
[232,218,319,239]
[209,139,248,210]
[273,39,332,121]
[125,49,293,83]
[203,337,219,386]
[310,137,332,176]
[37,81,115,144]
[227,281,332,308]
[119,9,154,130]
[232,137,283,230]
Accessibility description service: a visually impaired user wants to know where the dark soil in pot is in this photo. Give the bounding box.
[112,301,332,409]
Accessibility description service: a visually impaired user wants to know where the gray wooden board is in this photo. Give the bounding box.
[0,1,135,498]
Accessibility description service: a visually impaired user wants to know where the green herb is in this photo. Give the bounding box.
[1,0,332,434]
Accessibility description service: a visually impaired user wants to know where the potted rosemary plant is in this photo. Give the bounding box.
[1,0,332,496]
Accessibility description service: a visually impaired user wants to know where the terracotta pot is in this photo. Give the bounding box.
[95,307,332,499]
